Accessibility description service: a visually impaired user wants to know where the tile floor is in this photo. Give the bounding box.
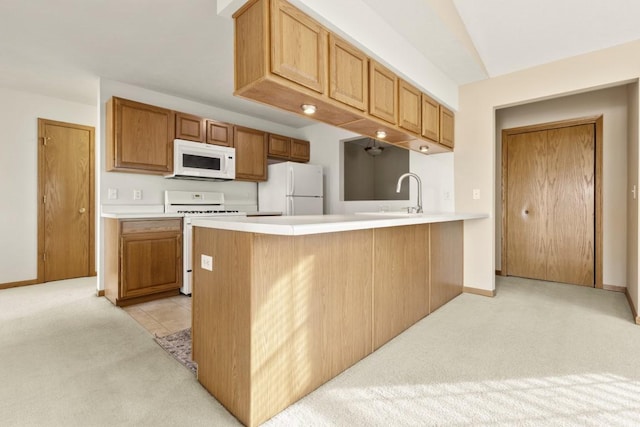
[123,295,192,337]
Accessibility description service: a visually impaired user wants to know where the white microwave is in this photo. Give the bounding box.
[165,139,236,181]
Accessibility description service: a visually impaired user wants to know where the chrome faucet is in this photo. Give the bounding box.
[396,173,423,213]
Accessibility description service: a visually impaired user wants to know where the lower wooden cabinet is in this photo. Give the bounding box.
[104,218,182,306]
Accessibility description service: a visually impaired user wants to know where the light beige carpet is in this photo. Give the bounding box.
[1,276,640,426]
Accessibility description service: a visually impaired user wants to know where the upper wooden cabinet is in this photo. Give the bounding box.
[267,133,290,159]
[290,139,310,162]
[175,112,205,142]
[270,0,327,93]
[106,97,174,174]
[421,93,440,142]
[234,126,268,181]
[206,120,234,147]
[369,61,398,125]
[398,80,421,135]
[268,134,310,162]
[233,0,455,154]
[440,106,455,149]
[329,34,368,111]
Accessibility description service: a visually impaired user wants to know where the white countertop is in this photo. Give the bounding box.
[191,212,488,236]
[101,212,184,219]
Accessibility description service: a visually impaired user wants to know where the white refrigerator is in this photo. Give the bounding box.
[259,162,323,215]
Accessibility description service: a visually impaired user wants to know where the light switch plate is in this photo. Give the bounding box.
[201,254,213,271]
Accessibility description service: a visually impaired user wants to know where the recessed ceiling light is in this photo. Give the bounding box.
[375,130,387,139]
[301,104,317,115]
[419,145,429,153]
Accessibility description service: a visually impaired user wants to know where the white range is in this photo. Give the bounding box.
[164,190,246,295]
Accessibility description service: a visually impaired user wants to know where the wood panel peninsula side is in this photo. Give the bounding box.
[191,213,486,426]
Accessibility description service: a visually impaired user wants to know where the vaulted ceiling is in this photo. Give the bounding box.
[1,0,639,128]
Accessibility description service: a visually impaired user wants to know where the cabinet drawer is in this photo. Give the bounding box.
[121,219,182,234]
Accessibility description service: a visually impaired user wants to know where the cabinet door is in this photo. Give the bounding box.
[120,231,182,299]
[290,139,310,162]
[109,97,174,173]
[175,112,205,142]
[369,60,398,124]
[398,80,421,135]
[206,120,234,147]
[268,133,291,159]
[234,126,267,181]
[271,0,327,93]
[421,94,440,142]
[440,106,455,149]
[329,34,368,111]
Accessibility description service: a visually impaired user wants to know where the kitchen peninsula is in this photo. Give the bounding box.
[191,213,486,426]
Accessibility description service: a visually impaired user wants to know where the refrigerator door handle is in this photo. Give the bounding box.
[287,197,294,215]
[288,166,294,195]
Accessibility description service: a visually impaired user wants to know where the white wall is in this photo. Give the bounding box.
[0,87,96,284]
[628,82,639,310]
[494,86,629,287]
[300,122,454,214]
[97,79,306,290]
[456,39,640,306]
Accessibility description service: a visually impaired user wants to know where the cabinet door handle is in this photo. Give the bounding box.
[79,207,86,213]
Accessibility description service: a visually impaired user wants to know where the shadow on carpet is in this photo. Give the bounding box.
[154,328,197,374]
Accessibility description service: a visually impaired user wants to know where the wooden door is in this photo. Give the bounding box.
[546,125,595,285]
[39,119,94,282]
[505,124,595,286]
[175,112,205,142]
[267,133,290,159]
[398,79,421,134]
[271,0,327,93]
[234,126,267,181]
[329,34,368,111]
[369,60,398,124]
[206,120,234,147]
[107,97,174,174]
[440,106,455,149]
[290,139,310,162]
[506,131,548,280]
[422,94,440,141]
[121,231,181,299]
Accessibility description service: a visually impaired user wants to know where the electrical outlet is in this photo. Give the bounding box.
[443,191,451,201]
[472,189,480,200]
[133,189,142,200]
[108,188,118,200]
[201,254,213,271]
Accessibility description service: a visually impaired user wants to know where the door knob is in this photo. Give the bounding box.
[79,207,86,213]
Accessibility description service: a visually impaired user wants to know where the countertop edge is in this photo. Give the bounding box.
[191,213,489,236]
